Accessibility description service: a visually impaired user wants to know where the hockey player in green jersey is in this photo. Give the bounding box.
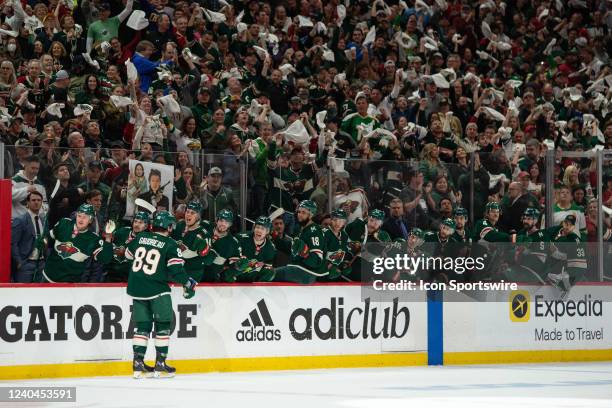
[125,211,197,379]
[473,202,512,243]
[506,208,548,283]
[472,202,513,280]
[452,207,472,243]
[396,228,426,282]
[107,211,150,282]
[273,200,326,284]
[172,201,214,282]
[546,214,588,292]
[42,204,114,283]
[209,209,244,282]
[236,216,277,282]
[344,209,391,281]
[424,218,461,282]
[321,209,350,281]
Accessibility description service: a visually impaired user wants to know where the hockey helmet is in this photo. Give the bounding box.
[151,210,176,229]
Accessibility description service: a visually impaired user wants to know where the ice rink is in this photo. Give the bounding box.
[2,362,612,408]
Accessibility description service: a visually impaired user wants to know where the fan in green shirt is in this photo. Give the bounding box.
[86,0,133,54]
[340,92,380,143]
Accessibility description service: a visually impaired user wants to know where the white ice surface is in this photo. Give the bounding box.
[1,362,612,408]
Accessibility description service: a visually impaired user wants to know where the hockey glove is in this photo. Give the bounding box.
[233,257,250,272]
[291,238,309,259]
[183,277,197,299]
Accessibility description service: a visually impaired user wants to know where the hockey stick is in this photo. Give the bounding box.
[134,198,157,214]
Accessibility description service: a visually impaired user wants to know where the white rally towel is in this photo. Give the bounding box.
[253,45,269,59]
[127,10,149,30]
[46,103,64,118]
[157,95,181,115]
[297,15,314,28]
[110,95,134,108]
[315,110,327,129]
[362,26,376,47]
[283,119,310,146]
[125,59,138,82]
[74,104,93,117]
[482,107,506,122]
[203,8,226,23]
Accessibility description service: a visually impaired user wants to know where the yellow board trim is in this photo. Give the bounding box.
[0,353,428,380]
[445,349,612,365]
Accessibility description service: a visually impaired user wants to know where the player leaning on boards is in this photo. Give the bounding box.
[106,211,151,282]
[272,200,326,283]
[124,210,197,379]
[236,216,277,282]
[172,201,214,282]
[320,209,351,282]
[42,204,114,283]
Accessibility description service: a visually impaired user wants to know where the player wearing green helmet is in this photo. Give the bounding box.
[545,214,587,291]
[407,228,425,256]
[124,209,197,379]
[107,211,151,282]
[473,201,511,243]
[209,209,243,282]
[344,209,392,282]
[272,200,326,284]
[236,216,277,282]
[41,204,114,283]
[470,201,514,280]
[151,211,177,230]
[505,207,549,283]
[172,201,214,282]
[423,218,461,282]
[320,209,351,281]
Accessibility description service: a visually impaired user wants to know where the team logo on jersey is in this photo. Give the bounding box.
[56,242,80,260]
[235,299,281,342]
[509,290,530,322]
[177,241,188,252]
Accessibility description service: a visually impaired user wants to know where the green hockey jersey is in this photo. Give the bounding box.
[209,231,242,282]
[546,226,587,282]
[172,220,214,282]
[43,218,113,283]
[237,232,277,282]
[340,112,380,142]
[291,222,325,273]
[515,229,548,274]
[423,231,460,258]
[321,227,350,280]
[473,219,511,242]
[125,231,189,299]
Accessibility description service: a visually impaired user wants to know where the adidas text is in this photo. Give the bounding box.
[235,327,281,342]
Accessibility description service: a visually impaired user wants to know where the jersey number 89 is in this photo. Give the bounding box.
[132,247,161,275]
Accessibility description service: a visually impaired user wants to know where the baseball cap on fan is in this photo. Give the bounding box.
[208,167,223,176]
[55,70,69,81]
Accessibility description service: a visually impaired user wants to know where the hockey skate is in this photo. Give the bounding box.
[154,356,176,378]
[132,357,154,379]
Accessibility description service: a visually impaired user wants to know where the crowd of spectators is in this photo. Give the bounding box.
[4,0,612,282]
